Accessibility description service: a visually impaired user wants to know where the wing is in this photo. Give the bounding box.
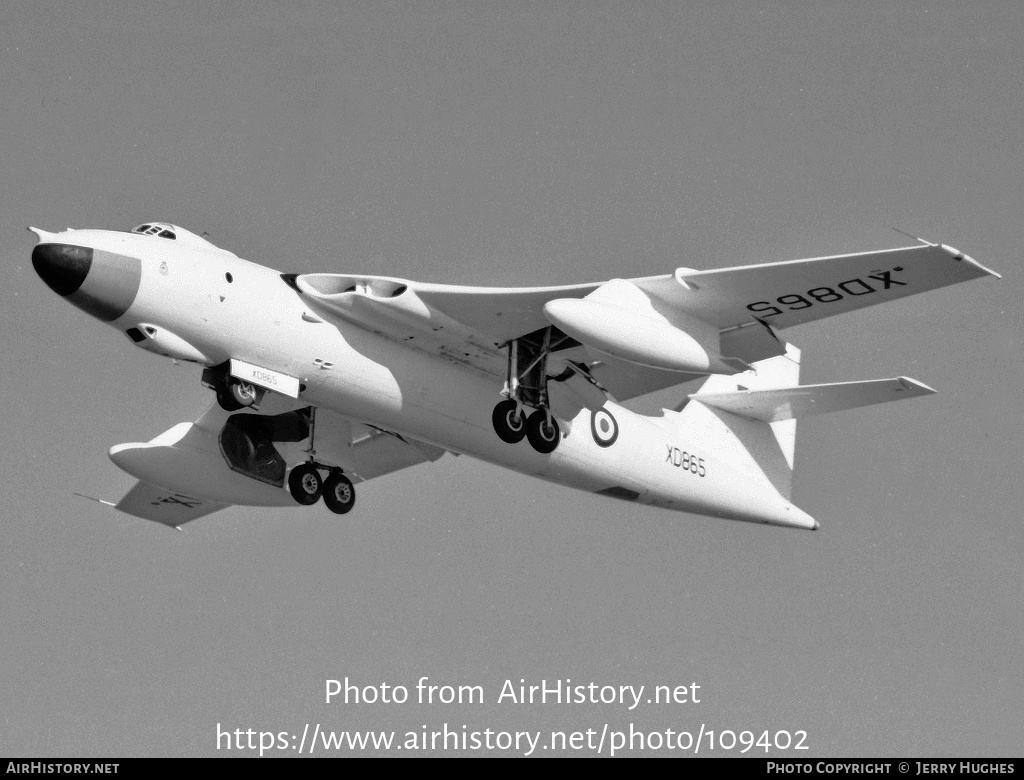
[113,482,227,528]
[105,396,447,527]
[292,240,998,402]
[293,272,675,398]
[632,242,1000,331]
[294,272,603,345]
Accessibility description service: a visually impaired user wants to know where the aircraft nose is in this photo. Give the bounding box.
[32,241,142,322]
[32,243,93,296]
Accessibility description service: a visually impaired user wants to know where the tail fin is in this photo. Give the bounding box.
[678,345,802,499]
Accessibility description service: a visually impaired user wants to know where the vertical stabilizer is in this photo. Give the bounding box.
[683,344,802,499]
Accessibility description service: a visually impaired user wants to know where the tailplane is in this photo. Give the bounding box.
[681,343,936,502]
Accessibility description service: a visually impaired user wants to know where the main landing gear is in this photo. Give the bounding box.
[287,463,356,514]
[286,406,356,514]
[490,327,569,455]
[216,395,357,515]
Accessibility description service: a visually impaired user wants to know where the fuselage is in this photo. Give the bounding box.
[31,225,815,529]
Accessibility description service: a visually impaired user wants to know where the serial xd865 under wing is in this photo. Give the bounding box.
[30,222,999,530]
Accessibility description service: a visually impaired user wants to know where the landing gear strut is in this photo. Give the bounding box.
[490,327,570,454]
[284,407,357,513]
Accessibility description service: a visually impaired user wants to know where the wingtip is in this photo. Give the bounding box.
[896,376,937,395]
[939,244,1002,279]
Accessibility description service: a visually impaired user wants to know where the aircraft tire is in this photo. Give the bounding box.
[288,463,323,505]
[323,473,356,515]
[492,400,527,443]
[228,380,258,408]
[216,386,244,411]
[526,410,560,454]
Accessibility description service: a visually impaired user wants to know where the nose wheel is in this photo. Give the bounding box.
[216,379,260,411]
[203,362,265,411]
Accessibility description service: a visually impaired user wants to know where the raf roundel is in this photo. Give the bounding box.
[591,409,619,448]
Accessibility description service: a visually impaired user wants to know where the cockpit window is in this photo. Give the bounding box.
[131,223,176,240]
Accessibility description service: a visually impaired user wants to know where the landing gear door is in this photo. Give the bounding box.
[307,408,355,474]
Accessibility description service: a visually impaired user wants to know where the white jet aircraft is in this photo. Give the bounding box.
[31,222,998,530]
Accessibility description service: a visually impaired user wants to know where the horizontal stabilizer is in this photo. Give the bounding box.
[691,377,935,422]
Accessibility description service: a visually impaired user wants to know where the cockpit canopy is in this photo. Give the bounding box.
[129,222,237,256]
[132,222,177,240]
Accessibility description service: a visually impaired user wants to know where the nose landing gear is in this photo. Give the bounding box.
[203,362,265,411]
[217,379,260,411]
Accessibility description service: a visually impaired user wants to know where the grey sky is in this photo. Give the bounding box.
[1,1,1020,756]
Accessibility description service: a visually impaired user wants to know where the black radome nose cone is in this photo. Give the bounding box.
[32,243,93,296]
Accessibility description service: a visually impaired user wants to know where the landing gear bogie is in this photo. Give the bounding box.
[491,326,575,454]
[286,462,357,513]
